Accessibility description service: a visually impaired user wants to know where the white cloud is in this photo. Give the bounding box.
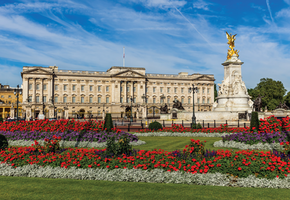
[128,0,187,8]
[192,0,211,11]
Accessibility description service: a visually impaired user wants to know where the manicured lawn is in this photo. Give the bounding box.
[0,176,289,200]
[133,136,241,151]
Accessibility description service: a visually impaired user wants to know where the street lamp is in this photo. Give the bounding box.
[14,85,22,120]
[189,84,198,126]
[130,96,133,122]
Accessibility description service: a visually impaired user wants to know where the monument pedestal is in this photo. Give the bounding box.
[213,54,252,113]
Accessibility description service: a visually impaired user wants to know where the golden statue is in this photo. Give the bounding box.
[226,32,239,60]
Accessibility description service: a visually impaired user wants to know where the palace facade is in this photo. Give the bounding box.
[21,66,215,120]
[0,84,23,119]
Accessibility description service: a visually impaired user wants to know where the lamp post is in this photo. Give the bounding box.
[130,96,133,122]
[189,84,198,126]
[14,84,22,120]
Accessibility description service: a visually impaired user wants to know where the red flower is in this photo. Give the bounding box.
[238,167,242,171]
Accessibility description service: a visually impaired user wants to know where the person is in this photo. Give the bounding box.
[30,116,32,121]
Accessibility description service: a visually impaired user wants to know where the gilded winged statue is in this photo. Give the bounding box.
[226,32,239,60]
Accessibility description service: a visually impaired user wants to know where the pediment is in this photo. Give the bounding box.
[112,70,145,78]
[194,75,215,81]
[23,68,52,75]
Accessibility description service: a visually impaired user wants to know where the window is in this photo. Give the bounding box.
[181,88,184,93]
[106,86,109,92]
[167,98,170,103]
[145,87,148,93]
[203,98,205,104]
[98,97,101,103]
[36,96,39,103]
[207,99,210,103]
[134,97,136,103]
[29,84,32,90]
[160,87,163,93]
[133,87,136,92]
[28,96,32,102]
[98,86,101,92]
[63,96,67,103]
[167,88,170,93]
[72,85,76,91]
[160,97,164,103]
[203,88,205,94]
[64,85,67,91]
[43,96,46,103]
[120,97,123,103]
[55,85,58,91]
[120,86,123,92]
[188,97,191,104]
[81,97,84,103]
[81,85,84,91]
[72,97,76,103]
[36,84,39,90]
[106,97,109,103]
[174,88,177,93]
[145,98,148,103]
[90,86,93,91]
[89,97,93,103]
[207,88,210,94]
[43,84,47,90]
[127,87,129,92]
[153,87,156,93]
[152,98,155,103]
[197,88,200,93]
[8,95,11,98]
[1,95,3,98]
[197,98,200,104]
[127,97,129,103]
[188,88,191,93]
[54,96,58,103]
[181,98,184,103]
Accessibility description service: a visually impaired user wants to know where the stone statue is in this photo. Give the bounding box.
[248,99,254,109]
[172,99,184,110]
[212,101,218,108]
[226,32,239,60]
[253,95,264,112]
[160,103,169,114]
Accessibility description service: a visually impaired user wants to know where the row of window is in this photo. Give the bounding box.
[28,84,211,94]
[28,96,210,104]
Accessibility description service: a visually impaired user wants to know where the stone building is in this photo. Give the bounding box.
[21,66,215,120]
[0,84,23,119]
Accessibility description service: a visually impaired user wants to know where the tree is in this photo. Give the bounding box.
[214,83,217,101]
[248,78,286,111]
[284,91,290,108]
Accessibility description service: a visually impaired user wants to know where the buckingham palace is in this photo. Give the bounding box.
[20,65,215,120]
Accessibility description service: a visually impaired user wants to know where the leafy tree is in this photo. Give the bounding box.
[284,91,290,108]
[248,78,286,111]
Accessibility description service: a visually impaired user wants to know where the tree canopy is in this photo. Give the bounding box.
[248,78,286,110]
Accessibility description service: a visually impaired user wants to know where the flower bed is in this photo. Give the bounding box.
[0,119,109,133]
[1,139,290,180]
[0,130,138,143]
[222,131,289,145]
[137,124,249,134]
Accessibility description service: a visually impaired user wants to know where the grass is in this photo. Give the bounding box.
[1,176,290,200]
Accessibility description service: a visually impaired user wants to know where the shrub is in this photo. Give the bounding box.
[0,117,3,123]
[0,134,8,150]
[105,135,132,157]
[250,112,259,132]
[104,113,113,132]
[32,135,62,154]
[192,123,202,129]
[183,139,206,158]
[149,121,162,131]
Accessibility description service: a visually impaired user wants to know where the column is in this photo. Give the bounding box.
[124,81,127,103]
[47,78,51,102]
[27,78,30,103]
[137,81,141,103]
[40,79,43,103]
[23,78,28,103]
[111,81,115,103]
[33,78,36,103]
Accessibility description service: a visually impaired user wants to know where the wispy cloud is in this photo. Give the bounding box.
[266,0,275,24]
[192,0,211,11]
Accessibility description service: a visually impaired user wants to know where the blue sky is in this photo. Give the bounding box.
[1,0,290,93]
